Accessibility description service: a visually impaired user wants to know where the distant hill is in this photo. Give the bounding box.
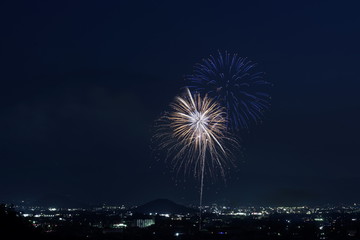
[25,193,90,208]
[133,199,196,214]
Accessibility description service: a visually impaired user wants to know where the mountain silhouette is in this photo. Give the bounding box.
[133,199,196,214]
[30,193,90,208]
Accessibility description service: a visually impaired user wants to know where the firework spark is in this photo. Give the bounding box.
[186,51,271,130]
[155,88,235,180]
[154,88,237,229]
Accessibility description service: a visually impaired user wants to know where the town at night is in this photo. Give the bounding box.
[1,0,360,239]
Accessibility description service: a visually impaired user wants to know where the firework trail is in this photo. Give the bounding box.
[186,51,271,130]
[154,88,237,229]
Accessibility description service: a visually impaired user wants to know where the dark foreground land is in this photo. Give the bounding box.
[2,202,360,240]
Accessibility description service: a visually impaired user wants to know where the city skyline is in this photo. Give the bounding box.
[4,199,360,239]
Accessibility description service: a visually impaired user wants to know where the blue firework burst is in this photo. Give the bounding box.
[185,51,271,130]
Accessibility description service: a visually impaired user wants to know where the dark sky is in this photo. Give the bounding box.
[1,0,359,207]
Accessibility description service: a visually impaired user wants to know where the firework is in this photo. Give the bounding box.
[154,88,237,229]
[186,51,271,130]
[155,88,235,179]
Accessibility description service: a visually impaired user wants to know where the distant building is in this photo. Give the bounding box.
[134,218,155,228]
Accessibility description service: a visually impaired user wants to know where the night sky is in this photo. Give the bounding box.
[1,1,360,206]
